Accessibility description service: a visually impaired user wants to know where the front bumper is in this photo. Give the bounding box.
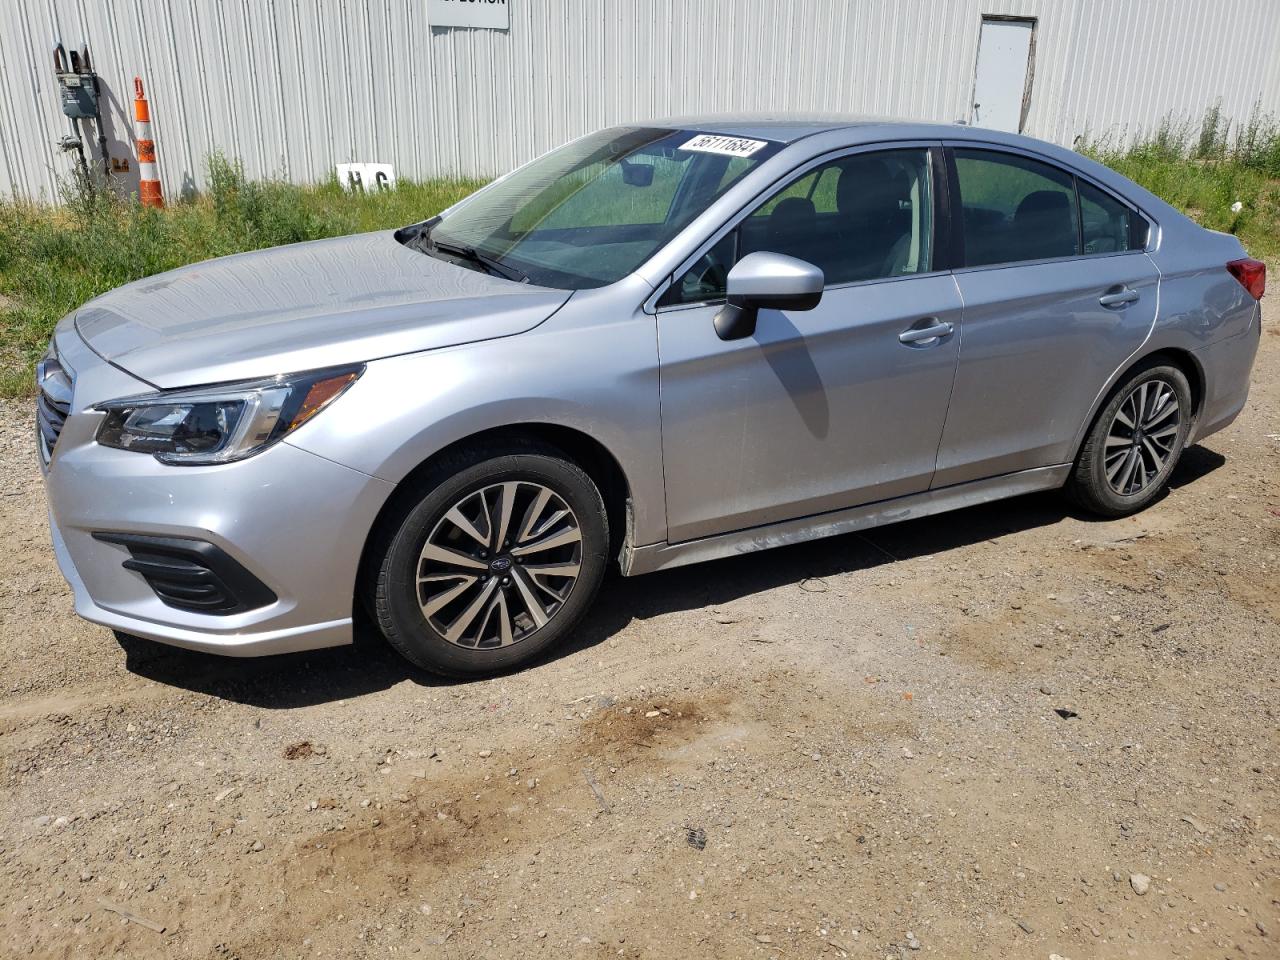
[41,330,395,656]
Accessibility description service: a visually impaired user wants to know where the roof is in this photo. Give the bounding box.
[649,113,957,144]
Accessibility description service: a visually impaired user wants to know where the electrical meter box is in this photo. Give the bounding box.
[57,73,98,119]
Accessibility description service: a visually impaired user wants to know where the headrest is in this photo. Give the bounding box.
[769,195,816,230]
[837,158,906,219]
[1014,190,1071,220]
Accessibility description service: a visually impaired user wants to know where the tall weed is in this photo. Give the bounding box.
[1081,104,1280,258]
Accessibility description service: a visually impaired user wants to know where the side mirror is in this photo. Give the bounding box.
[713,252,824,341]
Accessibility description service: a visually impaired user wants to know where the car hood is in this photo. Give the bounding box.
[72,230,571,388]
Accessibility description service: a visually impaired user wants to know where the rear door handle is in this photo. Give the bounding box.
[1098,287,1140,308]
[898,319,954,345]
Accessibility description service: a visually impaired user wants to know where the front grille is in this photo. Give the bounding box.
[36,350,73,465]
[92,533,278,615]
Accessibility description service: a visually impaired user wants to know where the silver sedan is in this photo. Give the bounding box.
[38,117,1264,675]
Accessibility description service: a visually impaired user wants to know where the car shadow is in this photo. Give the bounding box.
[1165,443,1226,490]
[117,445,1225,708]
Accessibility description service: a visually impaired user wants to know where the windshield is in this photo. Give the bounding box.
[413,127,782,289]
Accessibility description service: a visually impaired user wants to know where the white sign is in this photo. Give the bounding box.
[679,134,768,158]
[428,0,509,30]
[336,163,396,192]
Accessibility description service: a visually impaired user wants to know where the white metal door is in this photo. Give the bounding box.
[970,19,1034,132]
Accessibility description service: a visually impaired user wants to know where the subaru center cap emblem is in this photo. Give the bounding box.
[489,556,513,572]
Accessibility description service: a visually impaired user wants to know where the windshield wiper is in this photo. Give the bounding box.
[397,217,530,284]
[429,238,529,284]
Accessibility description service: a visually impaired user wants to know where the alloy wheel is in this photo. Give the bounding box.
[1103,378,1181,496]
[417,481,582,648]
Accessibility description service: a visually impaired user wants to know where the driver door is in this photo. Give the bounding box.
[655,146,963,543]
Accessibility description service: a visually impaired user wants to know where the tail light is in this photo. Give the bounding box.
[1227,258,1265,300]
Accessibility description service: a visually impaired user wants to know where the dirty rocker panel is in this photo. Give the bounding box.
[624,464,1072,576]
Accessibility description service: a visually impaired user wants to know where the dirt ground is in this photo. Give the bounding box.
[1,304,1277,960]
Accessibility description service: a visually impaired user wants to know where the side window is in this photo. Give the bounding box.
[743,150,932,285]
[664,148,933,305]
[954,149,1080,267]
[1079,180,1144,253]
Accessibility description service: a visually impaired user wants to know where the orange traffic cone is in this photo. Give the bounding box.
[133,77,163,208]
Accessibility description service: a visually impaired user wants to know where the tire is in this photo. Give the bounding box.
[1066,359,1193,518]
[370,441,609,677]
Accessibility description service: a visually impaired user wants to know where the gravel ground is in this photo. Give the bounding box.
[0,302,1276,960]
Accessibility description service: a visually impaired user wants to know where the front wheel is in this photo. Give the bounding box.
[1067,360,1193,517]
[370,443,609,676]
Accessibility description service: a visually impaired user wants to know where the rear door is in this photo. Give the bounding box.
[656,145,963,543]
[933,146,1158,487]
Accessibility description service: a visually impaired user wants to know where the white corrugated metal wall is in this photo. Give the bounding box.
[2,0,1279,200]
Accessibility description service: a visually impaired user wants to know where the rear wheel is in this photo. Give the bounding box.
[1067,360,1192,517]
[371,443,608,676]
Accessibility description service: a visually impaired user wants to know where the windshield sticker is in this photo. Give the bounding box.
[678,134,769,157]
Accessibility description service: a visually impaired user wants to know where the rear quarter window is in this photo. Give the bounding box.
[1079,180,1146,254]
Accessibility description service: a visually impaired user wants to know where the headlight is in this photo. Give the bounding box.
[95,365,363,465]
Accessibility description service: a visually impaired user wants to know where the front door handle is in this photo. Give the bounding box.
[1099,287,1140,308]
[898,319,954,345]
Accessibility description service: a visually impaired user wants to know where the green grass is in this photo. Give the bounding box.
[1095,148,1280,259]
[2,112,1279,398]
[1081,104,1280,261]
